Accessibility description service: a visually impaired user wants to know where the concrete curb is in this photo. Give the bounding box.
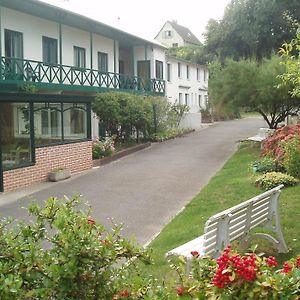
[92,142,151,167]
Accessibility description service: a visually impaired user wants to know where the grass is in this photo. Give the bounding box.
[144,142,300,279]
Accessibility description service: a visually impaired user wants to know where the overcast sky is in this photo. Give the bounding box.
[41,0,231,43]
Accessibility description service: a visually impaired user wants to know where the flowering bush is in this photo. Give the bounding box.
[92,136,115,159]
[254,171,298,190]
[0,197,151,300]
[262,124,300,165]
[169,246,300,299]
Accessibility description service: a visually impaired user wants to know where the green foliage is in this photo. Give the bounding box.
[149,128,193,142]
[19,83,38,93]
[251,157,279,173]
[92,136,115,159]
[0,197,150,299]
[282,135,300,178]
[255,171,298,190]
[280,20,300,98]
[167,45,214,65]
[208,56,300,128]
[92,93,188,142]
[204,0,300,61]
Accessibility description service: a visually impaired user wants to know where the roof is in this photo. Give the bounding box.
[1,0,166,49]
[167,21,202,46]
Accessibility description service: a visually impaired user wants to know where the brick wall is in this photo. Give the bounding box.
[3,141,92,192]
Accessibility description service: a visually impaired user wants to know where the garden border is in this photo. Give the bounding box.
[93,142,151,167]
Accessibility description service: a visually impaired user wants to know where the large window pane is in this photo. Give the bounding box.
[74,46,86,68]
[42,36,58,64]
[34,103,62,145]
[98,52,108,72]
[63,103,87,140]
[0,102,32,170]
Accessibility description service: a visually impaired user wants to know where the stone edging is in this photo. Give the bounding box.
[93,142,151,167]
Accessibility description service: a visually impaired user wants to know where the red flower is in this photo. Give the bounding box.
[266,256,277,267]
[112,290,130,299]
[191,250,199,257]
[281,262,292,273]
[87,217,96,225]
[177,287,184,296]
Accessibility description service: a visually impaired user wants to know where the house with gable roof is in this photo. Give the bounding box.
[155,20,202,48]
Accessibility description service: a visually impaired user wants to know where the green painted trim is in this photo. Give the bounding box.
[29,102,36,163]
[113,39,116,73]
[90,31,93,69]
[86,102,92,139]
[36,138,91,149]
[0,92,94,103]
[59,17,63,83]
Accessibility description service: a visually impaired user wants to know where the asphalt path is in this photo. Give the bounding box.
[0,117,265,245]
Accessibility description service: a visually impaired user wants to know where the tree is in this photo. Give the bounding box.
[280,21,300,98]
[204,0,300,61]
[208,55,300,128]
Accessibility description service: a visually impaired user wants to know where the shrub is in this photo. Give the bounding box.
[168,246,300,299]
[0,197,150,300]
[282,135,300,178]
[92,136,115,159]
[255,171,298,190]
[262,124,300,164]
[251,156,279,173]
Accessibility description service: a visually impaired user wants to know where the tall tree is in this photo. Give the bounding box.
[204,0,300,61]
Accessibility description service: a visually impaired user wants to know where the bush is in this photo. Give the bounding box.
[251,157,279,173]
[149,128,193,142]
[0,197,150,300]
[92,136,115,159]
[255,171,298,190]
[282,135,300,178]
[262,124,300,164]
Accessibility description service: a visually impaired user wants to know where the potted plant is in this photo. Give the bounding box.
[48,167,71,182]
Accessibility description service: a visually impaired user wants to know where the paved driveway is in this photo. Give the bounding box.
[0,118,265,245]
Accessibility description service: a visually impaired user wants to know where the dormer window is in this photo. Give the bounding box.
[165,30,172,38]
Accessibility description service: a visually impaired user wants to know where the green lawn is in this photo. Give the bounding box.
[145,142,300,279]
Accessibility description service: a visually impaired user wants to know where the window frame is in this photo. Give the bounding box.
[178,62,181,78]
[98,51,108,72]
[42,36,58,65]
[74,46,86,69]
[155,60,164,80]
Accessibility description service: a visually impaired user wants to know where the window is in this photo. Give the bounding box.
[42,36,58,64]
[178,62,181,78]
[165,30,172,38]
[167,63,171,82]
[204,69,207,82]
[155,60,163,79]
[5,29,23,77]
[185,93,189,105]
[34,103,62,145]
[74,46,86,68]
[198,95,202,107]
[5,29,23,59]
[98,52,108,72]
[172,43,178,47]
[197,68,200,81]
[179,93,183,105]
[0,102,32,170]
[186,65,190,79]
[64,104,87,140]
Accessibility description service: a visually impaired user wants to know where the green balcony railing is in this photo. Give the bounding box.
[0,57,165,95]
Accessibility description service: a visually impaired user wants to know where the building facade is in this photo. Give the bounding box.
[0,0,165,192]
[155,21,202,48]
[165,56,208,129]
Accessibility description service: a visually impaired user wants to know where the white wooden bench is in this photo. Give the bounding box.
[247,127,275,143]
[166,185,288,259]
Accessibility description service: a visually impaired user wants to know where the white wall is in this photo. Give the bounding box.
[2,7,117,73]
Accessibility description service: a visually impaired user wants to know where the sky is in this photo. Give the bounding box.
[41,0,232,43]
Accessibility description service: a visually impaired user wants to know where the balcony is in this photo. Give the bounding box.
[0,57,165,96]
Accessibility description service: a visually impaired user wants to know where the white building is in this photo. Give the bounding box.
[165,56,208,129]
[155,20,202,48]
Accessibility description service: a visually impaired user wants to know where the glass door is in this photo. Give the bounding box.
[137,60,150,91]
[5,29,24,80]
